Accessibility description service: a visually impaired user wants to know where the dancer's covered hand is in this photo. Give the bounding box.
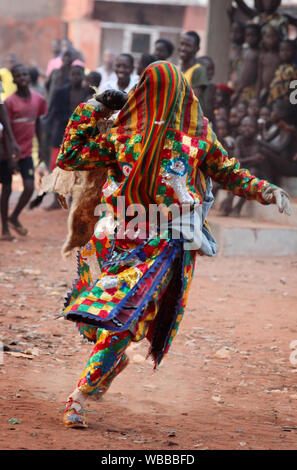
[262,185,292,215]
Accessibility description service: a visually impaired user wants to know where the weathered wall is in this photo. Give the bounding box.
[206,0,232,83]
[0,0,63,19]
[0,17,63,73]
[0,0,208,74]
[93,1,185,27]
[0,0,64,73]
[68,19,102,71]
[62,0,94,22]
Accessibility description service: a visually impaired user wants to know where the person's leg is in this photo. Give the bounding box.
[0,161,14,240]
[78,328,132,396]
[9,157,34,234]
[63,328,132,428]
[0,183,14,239]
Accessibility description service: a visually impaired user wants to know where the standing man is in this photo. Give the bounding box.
[179,31,209,113]
[42,60,87,210]
[46,60,87,173]
[2,64,47,238]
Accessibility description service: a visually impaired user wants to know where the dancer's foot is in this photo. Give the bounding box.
[8,218,28,236]
[63,397,87,428]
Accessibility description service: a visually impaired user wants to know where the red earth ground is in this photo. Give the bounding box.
[0,202,297,451]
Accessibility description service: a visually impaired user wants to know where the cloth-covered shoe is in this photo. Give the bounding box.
[63,397,87,428]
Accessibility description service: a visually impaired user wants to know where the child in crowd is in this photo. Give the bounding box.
[256,25,281,104]
[1,64,47,239]
[229,21,245,90]
[235,100,248,134]
[214,84,234,129]
[83,71,102,100]
[220,115,271,216]
[237,116,272,180]
[236,100,248,119]
[267,39,297,106]
[215,118,236,154]
[214,107,229,134]
[257,105,278,140]
[232,24,262,104]
[136,54,157,77]
[153,38,174,61]
[257,99,297,183]
[247,97,260,118]
[215,84,234,110]
[252,0,288,40]
[229,106,241,138]
[232,0,288,39]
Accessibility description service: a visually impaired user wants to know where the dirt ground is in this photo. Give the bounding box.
[0,203,297,451]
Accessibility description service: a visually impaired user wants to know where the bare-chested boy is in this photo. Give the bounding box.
[232,24,262,104]
[229,21,245,90]
[257,99,297,184]
[236,116,272,180]
[220,115,271,216]
[256,25,281,104]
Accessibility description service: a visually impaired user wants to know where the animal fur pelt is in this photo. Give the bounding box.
[41,167,107,258]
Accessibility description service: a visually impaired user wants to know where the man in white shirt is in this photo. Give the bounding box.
[101,53,138,93]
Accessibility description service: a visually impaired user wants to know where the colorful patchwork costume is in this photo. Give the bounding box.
[57,62,273,418]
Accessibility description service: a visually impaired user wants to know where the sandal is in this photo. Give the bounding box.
[63,397,87,428]
[8,219,28,236]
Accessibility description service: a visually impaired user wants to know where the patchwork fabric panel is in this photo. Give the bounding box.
[157,130,210,207]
